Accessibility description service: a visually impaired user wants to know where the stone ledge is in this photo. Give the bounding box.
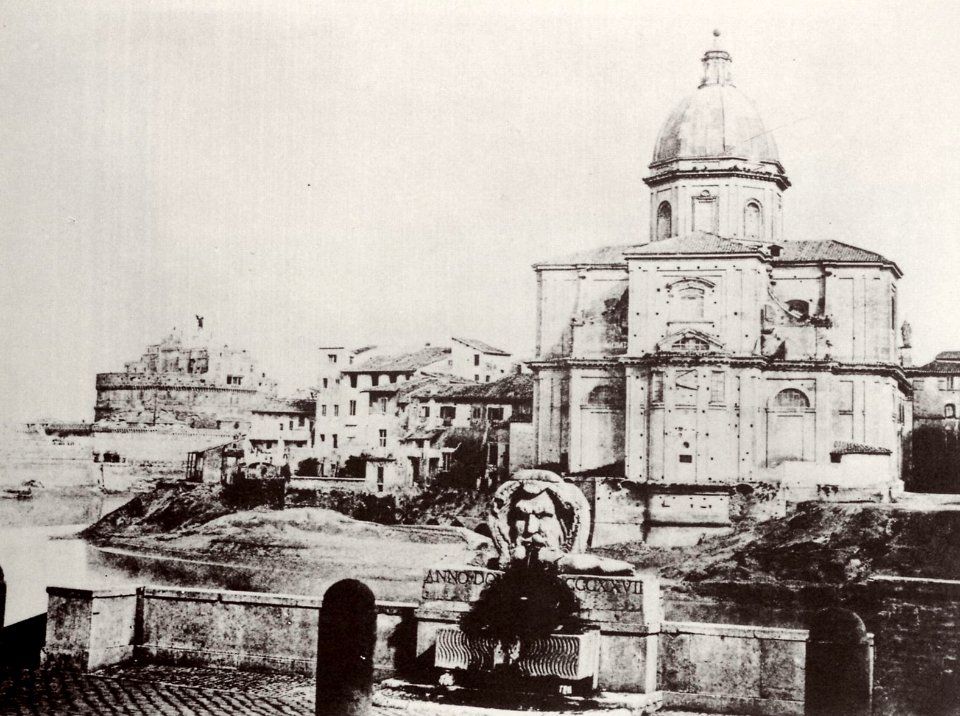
[47,586,139,599]
[662,621,808,642]
[663,690,802,716]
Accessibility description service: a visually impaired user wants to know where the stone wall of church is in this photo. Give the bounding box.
[620,365,906,486]
[536,267,628,360]
[626,256,768,357]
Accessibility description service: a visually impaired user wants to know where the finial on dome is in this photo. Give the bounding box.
[700,30,733,87]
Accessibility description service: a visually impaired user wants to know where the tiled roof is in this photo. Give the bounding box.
[536,234,900,273]
[534,243,642,267]
[831,441,892,456]
[402,373,534,403]
[344,345,451,373]
[452,337,511,356]
[252,398,315,414]
[774,240,891,265]
[402,428,446,443]
[908,355,960,375]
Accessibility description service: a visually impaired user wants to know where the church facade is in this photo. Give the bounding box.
[529,36,911,541]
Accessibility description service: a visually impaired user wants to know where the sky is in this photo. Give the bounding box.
[1,0,960,422]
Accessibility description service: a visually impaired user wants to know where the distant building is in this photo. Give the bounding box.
[312,339,516,486]
[908,352,960,427]
[247,397,316,467]
[364,372,534,492]
[95,327,277,430]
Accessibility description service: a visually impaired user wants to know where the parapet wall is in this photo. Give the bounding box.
[43,583,813,715]
[43,586,416,678]
[660,621,810,716]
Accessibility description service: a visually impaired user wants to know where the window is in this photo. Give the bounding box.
[773,388,810,409]
[693,192,718,233]
[947,377,960,391]
[677,287,705,320]
[332,434,338,449]
[946,404,956,419]
[328,354,337,364]
[677,336,709,352]
[298,416,305,427]
[322,378,328,389]
[376,466,384,492]
[379,429,387,447]
[472,406,483,420]
[319,434,325,442]
[679,454,693,463]
[226,375,242,386]
[440,405,456,422]
[474,354,480,366]
[349,375,358,389]
[652,373,664,403]
[321,404,327,417]
[744,201,762,239]
[442,452,452,471]
[371,375,379,387]
[421,406,430,418]
[787,300,809,319]
[487,407,504,421]
[377,397,388,414]
[279,422,284,431]
[710,372,725,403]
[289,420,294,430]
[891,294,897,331]
[349,400,356,416]
[333,404,339,417]
[474,374,480,382]
[657,201,672,240]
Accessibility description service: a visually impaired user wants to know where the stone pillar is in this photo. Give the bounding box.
[0,564,5,632]
[316,579,376,716]
[805,607,872,716]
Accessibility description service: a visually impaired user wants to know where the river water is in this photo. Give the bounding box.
[0,492,274,626]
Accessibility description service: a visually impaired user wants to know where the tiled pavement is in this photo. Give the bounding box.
[0,663,718,715]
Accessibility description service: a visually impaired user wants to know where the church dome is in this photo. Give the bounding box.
[651,34,781,168]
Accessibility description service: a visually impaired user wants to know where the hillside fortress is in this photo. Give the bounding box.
[529,33,910,543]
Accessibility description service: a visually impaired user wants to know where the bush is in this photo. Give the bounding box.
[296,457,319,477]
[909,424,960,493]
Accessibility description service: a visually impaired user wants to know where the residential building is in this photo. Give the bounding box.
[247,397,316,467]
[312,339,515,487]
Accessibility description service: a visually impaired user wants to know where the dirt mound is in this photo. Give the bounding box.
[82,483,235,540]
[596,502,960,585]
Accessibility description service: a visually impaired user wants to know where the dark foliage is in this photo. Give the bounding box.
[461,563,581,650]
[908,425,960,493]
[296,457,320,477]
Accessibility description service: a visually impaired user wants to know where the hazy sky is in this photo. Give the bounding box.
[2,0,960,422]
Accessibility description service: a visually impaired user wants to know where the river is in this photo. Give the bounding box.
[0,491,281,626]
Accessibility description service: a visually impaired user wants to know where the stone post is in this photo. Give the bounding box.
[805,607,872,716]
[0,564,5,632]
[316,579,376,716]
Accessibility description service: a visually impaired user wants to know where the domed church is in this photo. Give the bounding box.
[529,33,912,545]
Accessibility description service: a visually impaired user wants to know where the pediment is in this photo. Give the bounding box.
[657,328,726,353]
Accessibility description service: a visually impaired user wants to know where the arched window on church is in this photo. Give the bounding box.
[772,388,810,409]
[946,404,956,419]
[744,200,762,239]
[677,286,705,320]
[657,201,672,240]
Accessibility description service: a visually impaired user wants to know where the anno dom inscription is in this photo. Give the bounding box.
[424,568,644,595]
